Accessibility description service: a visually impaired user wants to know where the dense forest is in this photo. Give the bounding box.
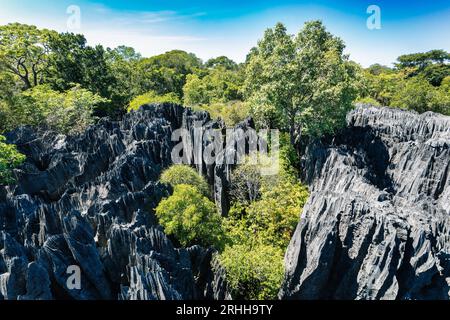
[0,20,449,299]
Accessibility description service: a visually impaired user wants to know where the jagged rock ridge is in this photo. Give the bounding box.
[0,103,231,300]
[280,105,450,300]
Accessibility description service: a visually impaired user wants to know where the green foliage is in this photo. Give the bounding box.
[366,63,394,76]
[105,46,142,112]
[0,135,25,185]
[205,56,239,70]
[220,146,309,299]
[218,243,284,300]
[226,171,309,249]
[395,49,450,70]
[183,67,243,106]
[192,101,250,127]
[371,72,403,106]
[127,90,181,112]
[228,156,264,205]
[422,64,450,87]
[0,23,55,89]
[391,77,450,115]
[182,58,246,126]
[0,84,106,134]
[160,165,210,197]
[155,184,225,249]
[47,33,114,97]
[354,96,381,106]
[0,23,130,118]
[48,37,117,116]
[135,50,202,98]
[244,21,358,143]
[359,64,450,115]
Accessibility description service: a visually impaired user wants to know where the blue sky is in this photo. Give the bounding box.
[0,0,449,67]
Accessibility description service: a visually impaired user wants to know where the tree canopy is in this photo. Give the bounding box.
[155,184,225,249]
[244,21,358,144]
[0,23,54,89]
[396,50,450,70]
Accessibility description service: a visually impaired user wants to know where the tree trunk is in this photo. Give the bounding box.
[21,76,32,90]
[289,117,296,147]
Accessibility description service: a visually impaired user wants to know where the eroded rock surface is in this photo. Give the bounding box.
[0,103,230,300]
[280,105,450,300]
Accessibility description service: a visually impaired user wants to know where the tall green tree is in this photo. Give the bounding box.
[106,46,142,111]
[47,33,140,116]
[244,21,358,145]
[0,24,122,117]
[0,23,55,89]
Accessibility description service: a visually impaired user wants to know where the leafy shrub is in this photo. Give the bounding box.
[218,243,284,300]
[244,21,358,142]
[229,156,263,205]
[160,164,210,197]
[354,96,381,106]
[229,134,303,208]
[358,65,450,115]
[226,178,309,249]
[220,144,309,299]
[127,90,181,112]
[155,184,225,249]
[0,84,106,134]
[0,135,25,185]
[192,101,250,127]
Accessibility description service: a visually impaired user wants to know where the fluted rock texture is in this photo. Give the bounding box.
[0,103,230,300]
[280,105,450,300]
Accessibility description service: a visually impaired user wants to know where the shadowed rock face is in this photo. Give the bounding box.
[0,103,230,300]
[280,105,450,300]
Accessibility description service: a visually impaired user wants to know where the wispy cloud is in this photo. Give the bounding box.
[112,11,206,26]
[72,3,209,55]
[86,3,206,26]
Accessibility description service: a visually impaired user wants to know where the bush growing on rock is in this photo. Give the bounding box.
[218,243,284,300]
[246,182,305,246]
[160,164,210,197]
[225,176,309,249]
[220,140,309,299]
[0,135,25,185]
[155,184,225,249]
